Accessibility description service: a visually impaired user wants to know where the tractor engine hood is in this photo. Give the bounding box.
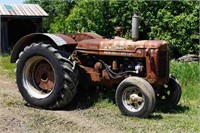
[76,38,168,57]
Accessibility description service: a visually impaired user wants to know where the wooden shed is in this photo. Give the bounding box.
[0,4,48,53]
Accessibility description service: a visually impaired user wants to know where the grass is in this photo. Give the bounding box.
[0,55,200,132]
[0,55,16,78]
[170,61,200,114]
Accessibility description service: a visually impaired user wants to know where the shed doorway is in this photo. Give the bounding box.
[7,19,36,49]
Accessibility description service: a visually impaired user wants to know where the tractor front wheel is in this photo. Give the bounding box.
[115,77,156,118]
[156,75,181,108]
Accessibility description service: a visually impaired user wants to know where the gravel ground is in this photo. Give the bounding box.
[0,75,123,133]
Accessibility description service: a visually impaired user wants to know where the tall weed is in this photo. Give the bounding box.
[170,61,200,113]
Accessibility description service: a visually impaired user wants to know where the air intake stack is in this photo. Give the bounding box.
[132,13,139,41]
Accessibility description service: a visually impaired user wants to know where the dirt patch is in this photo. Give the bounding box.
[0,76,124,133]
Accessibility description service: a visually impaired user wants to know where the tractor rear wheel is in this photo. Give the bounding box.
[16,43,78,109]
[115,77,156,118]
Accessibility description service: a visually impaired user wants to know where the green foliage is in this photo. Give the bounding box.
[53,0,114,37]
[147,1,199,58]
[25,0,199,58]
[25,0,75,32]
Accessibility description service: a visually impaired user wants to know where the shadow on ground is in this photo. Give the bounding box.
[25,85,190,119]
[147,105,190,120]
[155,104,190,114]
[63,86,190,115]
[63,86,115,111]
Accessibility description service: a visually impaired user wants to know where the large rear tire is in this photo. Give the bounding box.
[115,77,156,118]
[16,43,78,109]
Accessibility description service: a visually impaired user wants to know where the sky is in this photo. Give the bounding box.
[0,0,24,4]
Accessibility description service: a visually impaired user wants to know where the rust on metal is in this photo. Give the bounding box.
[56,34,77,45]
[94,62,102,72]
[79,65,101,83]
[11,31,169,90]
[34,61,55,91]
[76,39,167,58]
[69,32,103,42]
[76,39,145,57]
[74,33,169,87]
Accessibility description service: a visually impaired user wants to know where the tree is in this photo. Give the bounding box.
[145,1,199,58]
[25,0,199,58]
[25,0,75,32]
[49,0,113,37]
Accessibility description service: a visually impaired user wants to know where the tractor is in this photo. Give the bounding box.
[10,14,181,118]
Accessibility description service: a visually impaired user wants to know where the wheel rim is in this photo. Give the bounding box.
[22,56,55,99]
[157,84,171,102]
[122,86,145,112]
[156,79,175,103]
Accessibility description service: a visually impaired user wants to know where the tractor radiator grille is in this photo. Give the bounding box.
[157,50,169,79]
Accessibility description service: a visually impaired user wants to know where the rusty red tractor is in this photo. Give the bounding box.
[10,14,181,118]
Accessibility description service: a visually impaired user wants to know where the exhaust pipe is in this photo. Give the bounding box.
[132,13,139,41]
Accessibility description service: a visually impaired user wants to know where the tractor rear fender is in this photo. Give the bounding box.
[10,33,77,63]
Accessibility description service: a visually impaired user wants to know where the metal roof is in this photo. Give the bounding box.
[0,4,48,17]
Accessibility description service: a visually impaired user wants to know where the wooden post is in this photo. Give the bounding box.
[1,19,9,54]
[0,16,1,54]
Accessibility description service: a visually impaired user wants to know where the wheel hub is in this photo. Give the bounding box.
[122,86,145,112]
[41,73,49,82]
[34,61,55,91]
[127,94,143,106]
